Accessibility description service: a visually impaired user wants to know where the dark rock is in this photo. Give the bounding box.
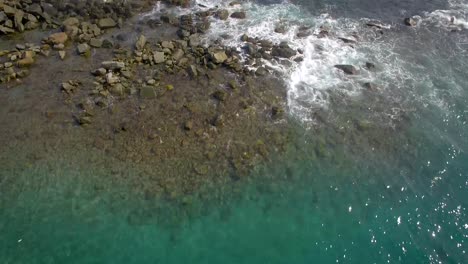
[271,47,296,58]
[365,62,376,70]
[338,37,357,44]
[230,11,246,19]
[334,64,358,75]
[89,38,103,48]
[363,82,377,91]
[183,120,193,130]
[212,90,227,101]
[404,17,417,26]
[274,25,286,34]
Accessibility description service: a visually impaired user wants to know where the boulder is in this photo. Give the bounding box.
[271,47,296,58]
[210,51,228,64]
[172,49,184,61]
[62,17,79,27]
[17,51,35,67]
[89,38,103,48]
[153,51,165,64]
[77,43,90,54]
[98,18,117,29]
[334,64,358,75]
[48,32,68,45]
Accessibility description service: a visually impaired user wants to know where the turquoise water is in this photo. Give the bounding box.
[2,0,468,263]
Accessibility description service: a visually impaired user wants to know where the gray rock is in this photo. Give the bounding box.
[98,18,117,29]
[161,41,174,50]
[153,52,165,64]
[110,83,124,96]
[63,17,79,27]
[77,43,90,54]
[334,64,358,75]
[101,61,125,71]
[210,51,228,64]
[89,38,103,48]
[188,65,198,77]
[135,34,146,51]
[172,49,184,61]
[188,34,201,47]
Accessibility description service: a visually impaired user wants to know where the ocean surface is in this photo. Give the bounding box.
[1,0,468,263]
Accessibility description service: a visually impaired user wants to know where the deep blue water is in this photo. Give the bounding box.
[1,0,468,263]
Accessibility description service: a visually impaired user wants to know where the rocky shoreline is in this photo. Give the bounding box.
[0,0,295,206]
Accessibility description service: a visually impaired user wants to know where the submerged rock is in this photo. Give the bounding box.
[230,11,246,19]
[334,64,358,75]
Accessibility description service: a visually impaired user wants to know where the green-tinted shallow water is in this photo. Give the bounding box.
[1,109,467,263]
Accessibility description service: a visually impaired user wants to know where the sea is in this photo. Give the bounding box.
[1,0,467,263]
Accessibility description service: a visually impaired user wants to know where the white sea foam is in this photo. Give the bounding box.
[145,0,468,125]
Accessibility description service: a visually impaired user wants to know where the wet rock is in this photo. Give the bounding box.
[366,22,384,29]
[255,67,267,76]
[153,51,165,64]
[62,81,77,94]
[77,43,90,55]
[271,46,296,58]
[135,34,146,51]
[48,32,68,45]
[338,37,357,44]
[404,17,417,26]
[363,82,377,91]
[231,11,246,19]
[102,61,125,71]
[334,64,358,75]
[98,18,117,29]
[216,9,229,20]
[0,25,15,34]
[274,25,286,34]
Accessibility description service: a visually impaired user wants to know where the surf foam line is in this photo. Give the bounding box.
[144,0,466,126]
